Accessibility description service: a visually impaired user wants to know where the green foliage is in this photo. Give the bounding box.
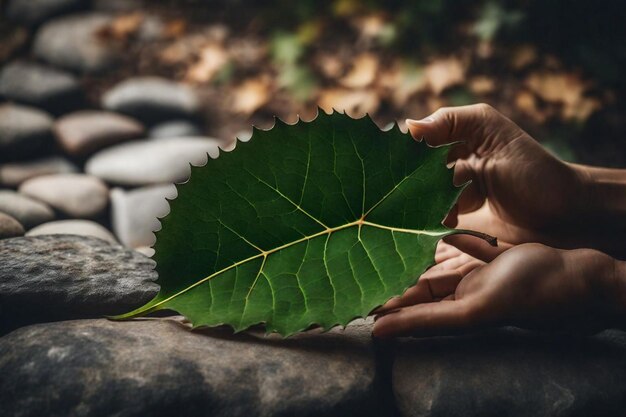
[114,111,493,336]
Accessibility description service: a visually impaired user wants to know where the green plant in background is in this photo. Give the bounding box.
[113,111,494,336]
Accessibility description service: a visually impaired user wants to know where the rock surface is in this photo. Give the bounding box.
[0,212,25,239]
[149,120,202,138]
[0,235,158,331]
[102,76,200,122]
[26,220,117,244]
[393,328,626,417]
[0,190,55,229]
[0,156,78,187]
[5,0,87,25]
[33,13,116,73]
[19,174,109,219]
[0,103,53,160]
[110,184,176,247]
[54,110,145,156]
[0,61,82,113]
[85,137,220,186]
[0,318,388,417]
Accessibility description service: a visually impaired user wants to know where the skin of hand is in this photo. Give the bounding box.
[406,103,626,258]
[373,242,626,338]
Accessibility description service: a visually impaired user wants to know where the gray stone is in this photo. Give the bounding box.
[19,174,109,219]
[0,103,53,160]
[33,13,116,74]
[0,318,387,417]
[110,184,176,248]
[0,190,55,229]
[54,110,145,156]
[149,120,202,138]
[5,0,87,25]
[0,156,78,187]
[85,137,220,186]
[0,212,24,239]
[0,235,158,332]
[393,328,626,417]
[0,61,82,113]
[27,220,117,244]
[102,76,200,123]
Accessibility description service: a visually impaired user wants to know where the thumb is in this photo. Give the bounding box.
[406,103,503,158]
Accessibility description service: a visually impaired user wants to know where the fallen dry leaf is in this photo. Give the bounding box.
[510,45,537,70]
[318,88,379,117]
[378,62,427,107]
[469,76,495,95]
[339,53,379,89]
[231,76,272,115]
[424,57,466,95]
[186,43,229,84]
[515,90,547,123]
[316,53,344,79]
[99,12,144,41]
[526,72,600,122]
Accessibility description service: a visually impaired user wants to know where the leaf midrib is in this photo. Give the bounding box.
[116,219,450,318]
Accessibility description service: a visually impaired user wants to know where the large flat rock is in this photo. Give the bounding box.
[393,328,626,417]
[0,235,158,332]
[0,318,390,417]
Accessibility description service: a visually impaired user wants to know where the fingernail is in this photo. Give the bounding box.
[406,116,435,126]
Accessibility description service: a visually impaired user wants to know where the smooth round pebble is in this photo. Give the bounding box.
[19,174,109,219]
[110,184,177,248]
[33,13,116,74]
[26,219,117,244]
[0,190,55,229]
[0,61,82,113]
[0,103,53,160]
[148,120,202,138]
[85,137,220,186]
[0,212,25,239]
[0,156,78,187]
[102,76,200,123]
[54,110,145,156]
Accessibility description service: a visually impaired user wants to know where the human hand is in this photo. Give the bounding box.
[407,103,588,249]
[373,243,625,338]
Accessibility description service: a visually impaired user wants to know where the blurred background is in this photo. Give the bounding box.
[1,0,625,252]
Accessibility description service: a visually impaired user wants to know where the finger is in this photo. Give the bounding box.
[434,241,463,263]
[406,104,492,154]
[373,299,474,338]
[376,269,463,313]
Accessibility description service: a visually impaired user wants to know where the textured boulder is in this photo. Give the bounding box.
[0,318,389,417]
[393,328,626,417]
[0,235,158,332]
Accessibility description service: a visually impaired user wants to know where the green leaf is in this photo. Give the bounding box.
[113,111,494,336]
